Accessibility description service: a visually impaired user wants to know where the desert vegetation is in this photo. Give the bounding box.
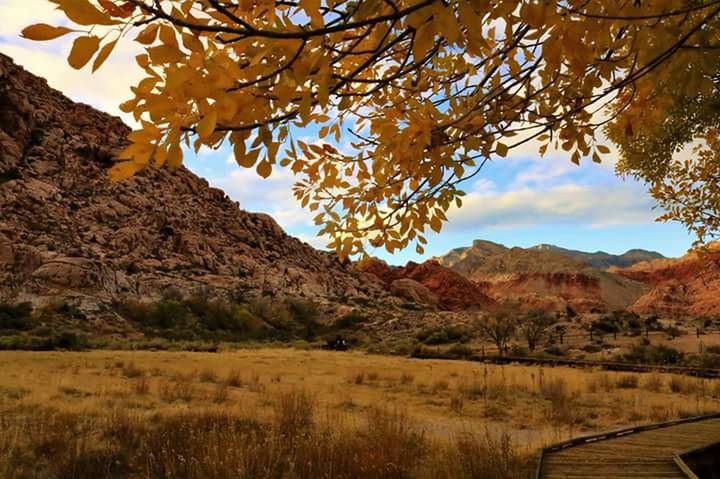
[2,349,720,478]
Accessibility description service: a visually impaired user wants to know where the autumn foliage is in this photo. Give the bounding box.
[23,0,720,256]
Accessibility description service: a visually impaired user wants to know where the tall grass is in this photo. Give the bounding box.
[0,392,534,479]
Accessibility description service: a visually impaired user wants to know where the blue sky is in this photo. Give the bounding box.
[1,1,696,264]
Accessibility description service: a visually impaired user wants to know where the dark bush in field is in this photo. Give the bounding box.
[622,344,684,365]
[0,302,33,330]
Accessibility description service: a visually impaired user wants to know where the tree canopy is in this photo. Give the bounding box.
[23,0,720,256]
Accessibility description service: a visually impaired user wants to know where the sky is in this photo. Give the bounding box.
[0,1,698,264]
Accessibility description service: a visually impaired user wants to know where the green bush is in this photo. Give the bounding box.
[416,325,469,345]
[333,312,367,330]
[543,346,565,357]
[622,344,684,365]
[447,344,473,357]
[0,302,33,330]
[0,332,87,351]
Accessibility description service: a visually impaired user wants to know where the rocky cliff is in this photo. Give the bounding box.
[0,54,385,318]
[613,243,720,317]
[358,258,494,310]
[434,240,648,313]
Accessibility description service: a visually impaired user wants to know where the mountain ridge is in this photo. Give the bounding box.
[0,53,386,324]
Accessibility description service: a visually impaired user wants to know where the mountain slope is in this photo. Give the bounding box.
[612,244,720,317]
[0,54,384,317]
[531,244,665,269]
[359,258,494,310]
[435,240,647,313]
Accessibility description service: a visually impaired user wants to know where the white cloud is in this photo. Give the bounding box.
[296,233,330,250]
[447,183,656,231]
[208,166,315,228]
[0,0,143,122]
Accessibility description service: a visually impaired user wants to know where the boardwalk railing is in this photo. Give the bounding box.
[533,412,720,479]
[411,350,720,378]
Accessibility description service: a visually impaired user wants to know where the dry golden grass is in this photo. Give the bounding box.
[1,348,719,478]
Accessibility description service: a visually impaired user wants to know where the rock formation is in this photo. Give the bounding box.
[434,239,648,313]
[358,258,494,310]
[613,243,720,317]
[0,54,385,317]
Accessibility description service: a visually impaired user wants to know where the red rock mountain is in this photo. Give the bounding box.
[612,243,720,317]
[434,240,648,314]
[0,54,385,315]
[358,258,494,310]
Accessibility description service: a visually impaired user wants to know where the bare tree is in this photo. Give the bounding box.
[517,310,557,352]
[475,309,517,357]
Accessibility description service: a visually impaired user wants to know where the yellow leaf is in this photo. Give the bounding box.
[135,24,159,45]
[495,142,509,157]
[167,143,183,168]
[21,23,75,41]
[159,25,178,48]
[236,148,260,168]
[109,161,142,182]
[197,109,217,140]
[92,39,117,72]
[429,216,442,233]
[300,0,323,27]
[597,145,611,154]
[256,160,272,178]
[147,44,183,64]
[154,145,168,167]
[53,0,118,26]
[68,36,100,70]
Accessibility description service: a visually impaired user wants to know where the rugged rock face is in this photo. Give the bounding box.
[0,54,385,315]
[613,244,720,317]
[359,258,494,310]
[434,239,647,313]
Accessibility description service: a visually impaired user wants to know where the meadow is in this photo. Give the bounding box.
[2,348,720,478]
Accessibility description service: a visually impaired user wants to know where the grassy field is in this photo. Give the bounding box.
[2,348,720,478]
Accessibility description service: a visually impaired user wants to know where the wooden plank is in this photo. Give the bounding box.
[537,415,720,479]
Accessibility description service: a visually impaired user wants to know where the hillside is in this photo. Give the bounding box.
[0,54,385,324]
[530,244,664,269]
[435,240,647,313]
[613,243,720,317]
[358,258,494,310]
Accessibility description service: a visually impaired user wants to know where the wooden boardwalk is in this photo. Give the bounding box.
[537,414,720,478]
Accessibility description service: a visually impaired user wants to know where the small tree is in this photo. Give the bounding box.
[475,309,516,357]
[517,310,557,352]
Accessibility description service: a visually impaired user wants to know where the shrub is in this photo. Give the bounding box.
[544,345,564,357]
[448,344,474,357]
[118,300,187,329]
[0,302,33,330]
[687,353,720,369]
[47,332,87,351]
[706,345,720,355]
[333,312,367,330]
[417,325,470,345]
[186,297,251,332]
[622,344,684,365]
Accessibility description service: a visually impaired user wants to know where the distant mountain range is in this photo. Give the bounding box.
[433,240,650,313]
[529,244,665,269]
[439,240,665,272]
